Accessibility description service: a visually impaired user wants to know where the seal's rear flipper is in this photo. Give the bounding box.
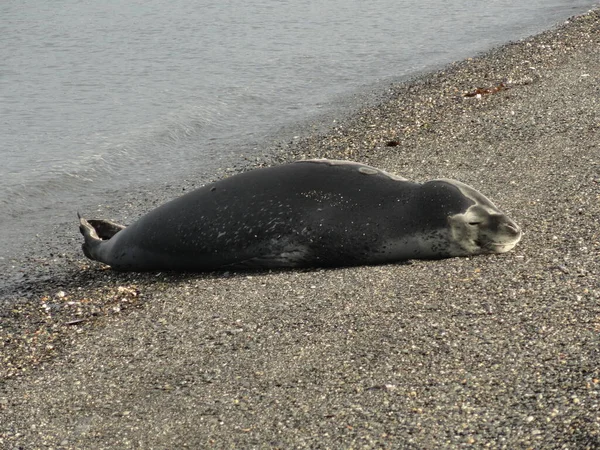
[86,219,126,240]
[79,215,102,260]
[78,214,127,262]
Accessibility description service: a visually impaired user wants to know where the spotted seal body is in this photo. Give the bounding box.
[79,160,521,271]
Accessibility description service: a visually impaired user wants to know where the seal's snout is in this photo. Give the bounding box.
[486,216,522,253]
[505,221,522,239]
[506,222,520,233]
[502,218,522,240]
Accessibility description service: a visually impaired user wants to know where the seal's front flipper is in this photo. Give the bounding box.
[223,251,308,270]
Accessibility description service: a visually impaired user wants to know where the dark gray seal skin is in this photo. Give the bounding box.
[79,159,522,272]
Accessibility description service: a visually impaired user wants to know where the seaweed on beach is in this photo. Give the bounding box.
[464,82,509,97]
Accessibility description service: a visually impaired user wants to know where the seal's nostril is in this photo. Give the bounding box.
[503,222,520,233]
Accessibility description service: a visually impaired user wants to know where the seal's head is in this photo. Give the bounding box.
[437,179,522,255]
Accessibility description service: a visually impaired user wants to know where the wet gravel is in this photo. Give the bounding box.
[1,9,599,449]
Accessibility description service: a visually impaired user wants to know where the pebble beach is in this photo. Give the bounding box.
[1,9,599,449]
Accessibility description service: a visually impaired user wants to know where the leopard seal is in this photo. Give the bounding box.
[79,159,522,271]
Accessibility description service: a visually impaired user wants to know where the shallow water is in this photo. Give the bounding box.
[0,0,596,261]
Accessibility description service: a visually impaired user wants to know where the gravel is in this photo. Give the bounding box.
[1,9,599,449]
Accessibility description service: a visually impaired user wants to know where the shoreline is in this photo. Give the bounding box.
[0,7,595,291]
[2,9,599,448]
